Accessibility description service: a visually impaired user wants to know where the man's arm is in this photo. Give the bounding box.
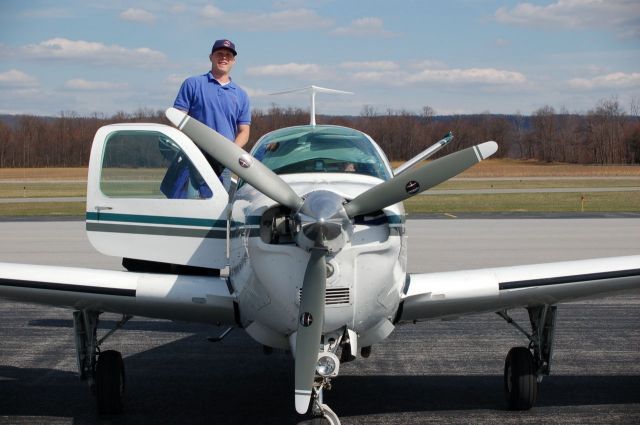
[234,124,250,149]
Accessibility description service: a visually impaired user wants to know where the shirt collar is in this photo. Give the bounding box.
[206,72,235,89]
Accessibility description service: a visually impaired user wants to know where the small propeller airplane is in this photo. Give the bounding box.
[1,86,639,424]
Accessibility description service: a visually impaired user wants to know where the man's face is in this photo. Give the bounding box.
[210,49,236,74]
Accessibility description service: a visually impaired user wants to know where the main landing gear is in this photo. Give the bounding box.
[497,305,557,410]
[310,381,340,425]
[73,310,131,414]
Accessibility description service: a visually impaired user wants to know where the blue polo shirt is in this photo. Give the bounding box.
[173,72,251,141]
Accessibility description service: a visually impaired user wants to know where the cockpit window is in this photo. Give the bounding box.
[252,125,390,180]
[100,130,212,199]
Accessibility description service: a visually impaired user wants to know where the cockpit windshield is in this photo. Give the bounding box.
[252,125,390,180]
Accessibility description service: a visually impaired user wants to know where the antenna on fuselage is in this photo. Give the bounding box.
[269,85,353,126]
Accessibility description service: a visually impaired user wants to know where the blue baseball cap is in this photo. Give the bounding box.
[211,39,237,56]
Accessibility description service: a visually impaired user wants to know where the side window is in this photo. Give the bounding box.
[100,130,212,199]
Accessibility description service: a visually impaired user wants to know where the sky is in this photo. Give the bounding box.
[0,0,639,117]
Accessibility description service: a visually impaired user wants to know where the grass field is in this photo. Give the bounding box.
[0,160,639,216]
[405,192,640,213]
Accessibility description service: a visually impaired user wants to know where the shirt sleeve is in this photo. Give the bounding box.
[173,79,192,112]
[237,89,251,126]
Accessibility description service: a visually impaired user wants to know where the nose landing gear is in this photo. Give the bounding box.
[310,379,340,425]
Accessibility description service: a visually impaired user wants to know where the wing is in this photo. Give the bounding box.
[0,262,236,325]
[399,255,640,322]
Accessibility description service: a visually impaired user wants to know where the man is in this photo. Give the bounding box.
[173,39,251,190]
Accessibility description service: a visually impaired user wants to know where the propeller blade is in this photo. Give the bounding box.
[344,141,498,218]
[165,108,304,211]
[294,249,326,414]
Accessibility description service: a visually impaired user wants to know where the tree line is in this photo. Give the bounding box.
[0,97,639,168]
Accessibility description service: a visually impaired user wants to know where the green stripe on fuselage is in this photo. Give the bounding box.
[85,212,227,239]
[86,212,226,228]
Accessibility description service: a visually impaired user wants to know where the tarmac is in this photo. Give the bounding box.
[0,217,639,424]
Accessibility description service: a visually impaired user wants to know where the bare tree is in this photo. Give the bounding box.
[586,97,626,164]
[2,97,640,168]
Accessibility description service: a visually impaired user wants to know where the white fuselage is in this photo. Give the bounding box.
[229,173,407,350]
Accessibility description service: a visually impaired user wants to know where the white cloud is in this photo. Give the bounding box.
[200,6,332,31]
[165,74,187,87]
[568,72,640,89]
[64,79,128,91]
[249,60,528,87]
[20,38,167,68]
[350,71,397,83]
[0,69,38,88]
[339,61,399,71]
[409,60,448,70]
[201,5,224,19]
[170,4,187,14]
[495,0,640,39]
[120,8,156,23]
[407,68,527,85]
[243,86,271,98]
[348,65,527,86]
[246,63,324,78]
[331,17,395,37]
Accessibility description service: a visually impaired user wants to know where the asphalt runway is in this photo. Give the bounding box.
[0,218,639,424]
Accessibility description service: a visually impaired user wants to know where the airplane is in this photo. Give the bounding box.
[0,86,639,424]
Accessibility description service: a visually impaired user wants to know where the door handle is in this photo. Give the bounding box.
[94,206,112,220]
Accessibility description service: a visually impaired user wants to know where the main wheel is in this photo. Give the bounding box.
[95,350,125,414]
[504,346,538,410]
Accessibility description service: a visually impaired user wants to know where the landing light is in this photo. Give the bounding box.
[316,352,340,377]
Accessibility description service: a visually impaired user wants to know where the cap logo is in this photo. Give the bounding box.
[223,40,231,47]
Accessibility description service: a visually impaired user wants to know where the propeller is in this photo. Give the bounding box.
[344,141,498,218]
[294,249,327,413]
[165,108,304,211]
[165,108,498,414]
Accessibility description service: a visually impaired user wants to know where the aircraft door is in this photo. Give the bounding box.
[86,123,229,268]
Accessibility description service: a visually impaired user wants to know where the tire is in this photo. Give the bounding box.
[504,346,538,410]
[95,350,125,414]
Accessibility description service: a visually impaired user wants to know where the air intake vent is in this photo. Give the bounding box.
[326,287,350,305]
[298,287,351,305]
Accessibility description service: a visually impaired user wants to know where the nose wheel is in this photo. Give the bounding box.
[311,404,339,425]
[310,379,341,425]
